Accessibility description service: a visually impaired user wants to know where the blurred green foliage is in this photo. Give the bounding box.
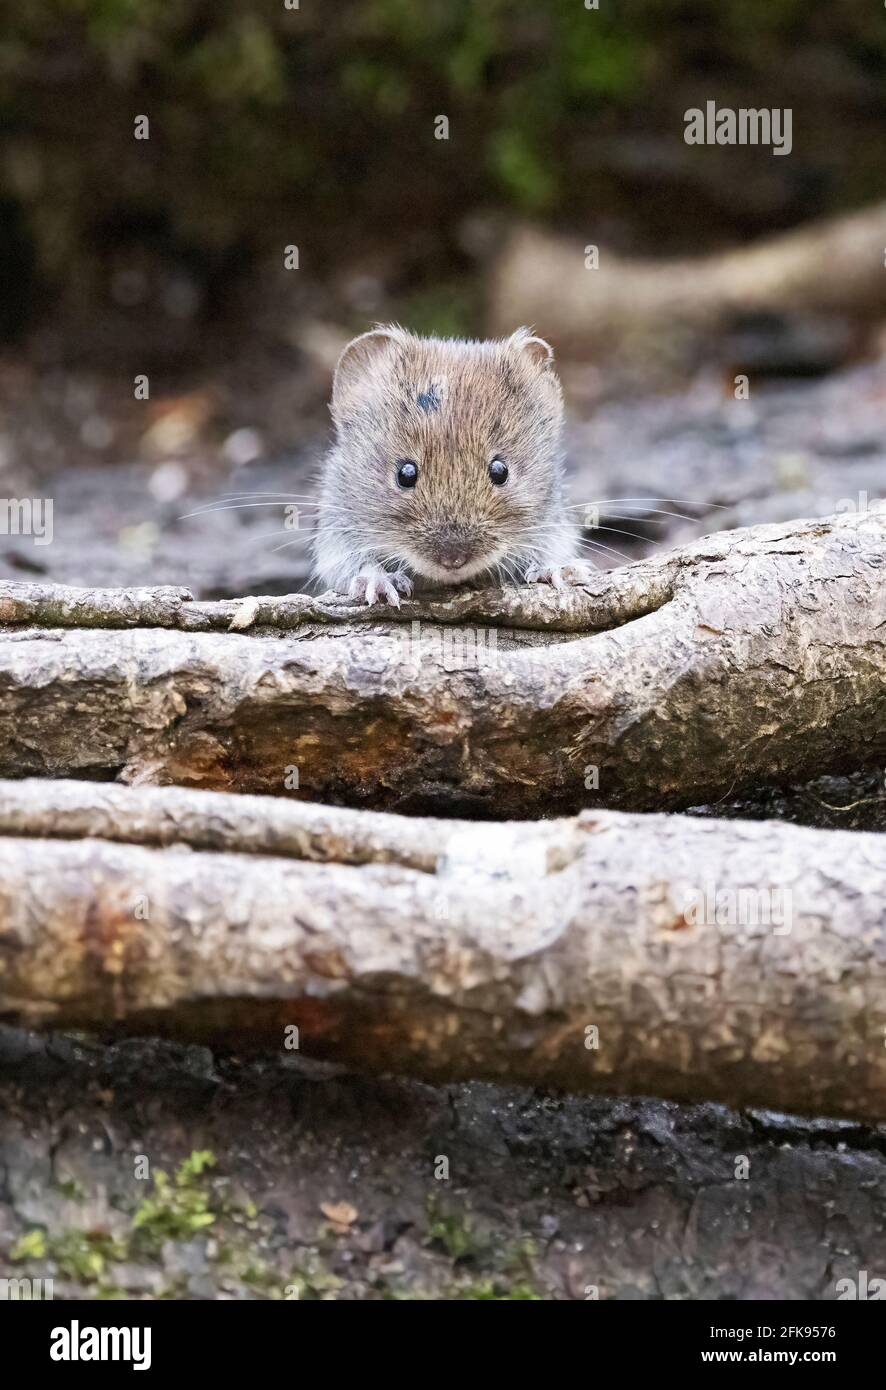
[1,0,884,327]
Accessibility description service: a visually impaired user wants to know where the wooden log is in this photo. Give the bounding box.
[489,202,886,363]
[0,506,882,813]
[0,779,883,1122]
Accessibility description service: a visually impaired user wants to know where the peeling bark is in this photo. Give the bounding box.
[0,507,883,813]
[0,779,884,1122]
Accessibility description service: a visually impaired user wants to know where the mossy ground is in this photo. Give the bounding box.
[2,1031,886,1301]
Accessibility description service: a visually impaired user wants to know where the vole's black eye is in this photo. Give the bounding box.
[488,457,509,485]
[396,459,418,488]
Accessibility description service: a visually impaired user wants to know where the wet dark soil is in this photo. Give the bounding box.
[2,1031,885,1301]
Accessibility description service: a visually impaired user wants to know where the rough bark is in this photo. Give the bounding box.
[0,778,884,1122]
[488,202,886,363]
[0,506,883,814]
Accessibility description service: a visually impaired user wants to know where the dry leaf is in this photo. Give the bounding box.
[320,1200,358,1230]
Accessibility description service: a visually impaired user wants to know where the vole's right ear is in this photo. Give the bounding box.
[331,325,403,421]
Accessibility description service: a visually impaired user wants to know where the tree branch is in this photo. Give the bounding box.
[490,202,886,362]
[0,507,882,813]
[0,779,884,1122]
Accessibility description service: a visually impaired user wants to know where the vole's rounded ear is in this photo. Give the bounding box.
[331,325,404,420]
[509,327,555,370]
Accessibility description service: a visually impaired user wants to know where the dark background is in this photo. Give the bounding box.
[1,0,885,594]
[3,1,885,363]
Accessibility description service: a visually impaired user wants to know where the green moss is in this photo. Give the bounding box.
[425,1196,486,1262]
[285,1250,344,1301]
[177,1149,216,1182]
[423,1200,545,1297]
[11,1227,127,1284]
[131,1150,218,1247]
[2,1149,309,1299]
[214,1242,287,1296]
[453,1278,542,1300]
[9,1229,47,1261]
[48,1230,129,1283]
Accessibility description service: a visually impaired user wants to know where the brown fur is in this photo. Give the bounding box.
[312,325,582,602]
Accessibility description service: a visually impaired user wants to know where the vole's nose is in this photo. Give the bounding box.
[438,546,470,570]
[430,525,477,572]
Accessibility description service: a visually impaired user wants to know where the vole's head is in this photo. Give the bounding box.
[329,325,565,583]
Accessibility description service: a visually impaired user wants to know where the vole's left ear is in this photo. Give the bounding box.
[509,327,555,370]
[330,323,405,423]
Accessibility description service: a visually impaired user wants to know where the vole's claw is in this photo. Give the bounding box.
[348,568,410,607]
[526,562,594,590]
[560,562,595,586]
[390,572,414,598]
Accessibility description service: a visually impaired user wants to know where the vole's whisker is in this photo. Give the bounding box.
[258,529,312,547]
[267,538,307,555]
[517,525,578,540]
[179,500,325,520]
[499,557,522,586]
[565,497,730,509]
[583,524,664,545]
[568,505,713,524]
[575,538,633,561]
[193,492,322,509]
[219,492,321,499]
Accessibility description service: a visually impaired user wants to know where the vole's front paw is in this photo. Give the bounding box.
[525,562,594,592]
[348,568,413,607]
